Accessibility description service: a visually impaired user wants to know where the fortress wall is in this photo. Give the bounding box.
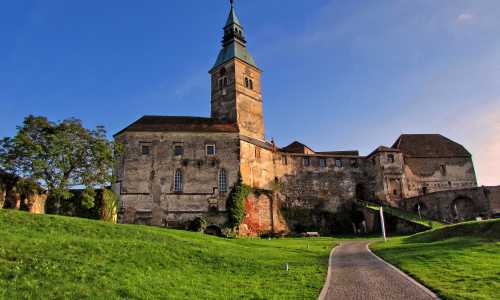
[400,186,492,223]
[116,131,240,227]
[402,157,477,198]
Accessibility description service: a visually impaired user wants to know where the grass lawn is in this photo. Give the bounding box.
[0,210,337,299]
[371,219,500,300]
[363,202,444,229]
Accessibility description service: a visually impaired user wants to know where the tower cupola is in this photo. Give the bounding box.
[212,0,257,70]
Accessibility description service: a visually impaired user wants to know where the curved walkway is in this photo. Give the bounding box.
[319,241,438,300]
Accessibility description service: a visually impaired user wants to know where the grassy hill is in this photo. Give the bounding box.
[371,219,500,300]
[0,210,336,300]
[362,202,444,229]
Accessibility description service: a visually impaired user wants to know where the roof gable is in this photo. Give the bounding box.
[114,116,239,137]
[392,134,471,158]
[280,141,315,154]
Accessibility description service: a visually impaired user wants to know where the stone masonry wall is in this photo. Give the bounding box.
[116,131,240,227]
[399,186,492,223]
[488,186,500,214]
[402,157,477,198]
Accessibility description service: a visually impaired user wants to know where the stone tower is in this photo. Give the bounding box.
[210,0,265,140]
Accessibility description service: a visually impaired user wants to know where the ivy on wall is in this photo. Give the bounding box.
[226,174,251,229]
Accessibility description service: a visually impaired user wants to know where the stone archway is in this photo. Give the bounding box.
[451,196,477,221]
[204,225,222,236]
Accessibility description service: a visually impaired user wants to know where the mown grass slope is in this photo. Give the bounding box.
[0,210,336,300]
[371,219,500,300]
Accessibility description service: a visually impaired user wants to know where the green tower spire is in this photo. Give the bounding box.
[212,0,257,70]
[225,0,241,27]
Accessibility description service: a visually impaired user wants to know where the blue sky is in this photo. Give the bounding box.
[1,0,499,185]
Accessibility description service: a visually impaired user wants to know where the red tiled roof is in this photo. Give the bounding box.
[280,141,315,154]
[392,134,471,158]
[114,116,239,137]
[316,150,360,156]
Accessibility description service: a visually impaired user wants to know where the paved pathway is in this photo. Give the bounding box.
[320,241,438,300]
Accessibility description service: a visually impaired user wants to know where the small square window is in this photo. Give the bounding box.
[319,158,326,168]
[303,157,310,167]
[174,145,184,156]
[206,144,216,156]
[350,159,358,168]
[141,145,151,155]
[440,165,447,176]
[335,159,343,168]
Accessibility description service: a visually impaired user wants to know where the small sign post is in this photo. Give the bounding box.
[380,207,387,242]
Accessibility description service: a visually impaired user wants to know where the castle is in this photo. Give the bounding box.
[114,2,482,234]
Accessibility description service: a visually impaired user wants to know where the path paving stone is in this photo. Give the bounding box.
[321,241,438,300]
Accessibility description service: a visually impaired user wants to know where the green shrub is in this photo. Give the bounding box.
[188,217,208,232]
[226,174,251,229]
[81,188,96,209]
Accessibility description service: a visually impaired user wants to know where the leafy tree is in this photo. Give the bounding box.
[101,189,118,223]
[0,115,121,212]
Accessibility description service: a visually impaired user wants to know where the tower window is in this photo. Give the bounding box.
[218,79,223,90]
[303,157,310,167]
[219,169,227,193]
[388,154,395,163]
[174,169,183,193]
[206,144,216,156]
[245,77,254,90]
[219,67,226,77]
[282,155,288,165]
[224,77,229,86]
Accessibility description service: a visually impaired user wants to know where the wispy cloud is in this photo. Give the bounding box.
[456,13,476,24]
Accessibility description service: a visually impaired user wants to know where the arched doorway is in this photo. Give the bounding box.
[204,225,222,236]
[451,196,477,221]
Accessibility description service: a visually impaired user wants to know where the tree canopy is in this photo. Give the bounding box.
[0,115,120,209]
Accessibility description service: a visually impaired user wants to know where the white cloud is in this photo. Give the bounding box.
[456,13,476,24]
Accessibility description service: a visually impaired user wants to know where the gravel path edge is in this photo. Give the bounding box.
[318,245,338,300]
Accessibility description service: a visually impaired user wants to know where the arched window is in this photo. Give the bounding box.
[245,77,249,88]
[174,169,183,193]
[219,68,226,77]
[249,79,253,90]
[219,169,227,193]
[224,77,229,86]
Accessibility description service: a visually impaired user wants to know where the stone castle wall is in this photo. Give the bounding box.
[116,131,240,227]
[399,186,494,223]
[402,157,477,198]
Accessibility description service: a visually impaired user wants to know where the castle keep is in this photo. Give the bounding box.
[114,2,483,234]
